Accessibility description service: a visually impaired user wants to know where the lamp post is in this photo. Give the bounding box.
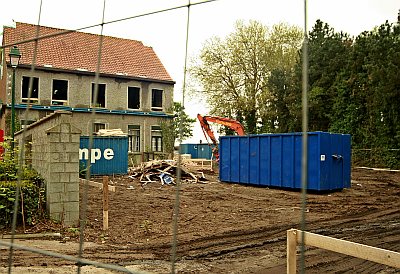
[9,46,21,150]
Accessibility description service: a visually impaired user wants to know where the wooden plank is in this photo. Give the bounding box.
[355,167,400,172]
[296,230,400,269]
[286,229,297,274]
[2,233,61,239]
[79,178,115,192]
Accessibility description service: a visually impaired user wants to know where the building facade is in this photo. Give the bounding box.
[0,22,175,156]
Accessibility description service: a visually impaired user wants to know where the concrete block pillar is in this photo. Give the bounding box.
[45,116,81,226]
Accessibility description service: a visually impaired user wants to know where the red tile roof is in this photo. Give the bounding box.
[3,22,174,83]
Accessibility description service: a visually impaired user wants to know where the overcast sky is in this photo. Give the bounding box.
[1,0,399,142]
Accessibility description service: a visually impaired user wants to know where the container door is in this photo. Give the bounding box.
[330,134,344,190]
[307,133,321,191]
[219,137,240,183]
[239,137,250,184]
[282,135,295,188]
[249,137,260,185]
[270,136,282,187]
[259,136,271,186]
[197,144,210,159]
[195,145,200,159]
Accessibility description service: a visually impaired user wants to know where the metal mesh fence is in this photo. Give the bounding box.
[0,1,310,273]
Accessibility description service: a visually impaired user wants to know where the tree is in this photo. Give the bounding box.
[333,22,400,149]
[160,102,196,154]
[303,20,352,131]
[190,20,303,134]
[319,20,400,168]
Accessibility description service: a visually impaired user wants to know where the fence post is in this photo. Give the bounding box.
[103,176,109,231]
[287,229,297,274]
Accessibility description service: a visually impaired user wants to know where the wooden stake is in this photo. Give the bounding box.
[287,229,297,274]
[103,176,109,231]
[20,188,25,233]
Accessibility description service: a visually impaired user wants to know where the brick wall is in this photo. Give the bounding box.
[15,111,81,226]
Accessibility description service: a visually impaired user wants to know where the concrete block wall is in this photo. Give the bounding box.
[15,111,81,226]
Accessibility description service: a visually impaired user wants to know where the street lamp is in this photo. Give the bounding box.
[9,46,21,150]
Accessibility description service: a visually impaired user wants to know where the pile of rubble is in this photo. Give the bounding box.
[128,160,208,186]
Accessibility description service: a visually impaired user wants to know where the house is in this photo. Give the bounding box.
[0,22,175,158]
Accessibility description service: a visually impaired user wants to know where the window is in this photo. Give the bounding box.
[22,76,39,103]
[91,83,106,107]
[128,86,140,109]
[128,125,140,152]
[151,125,162,152]
[151,89,163,111]
[93,123,106,134]
[52,79,68,105]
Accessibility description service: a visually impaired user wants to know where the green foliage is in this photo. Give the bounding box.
[0,181,46,228]
[79,162,89,178]
[4,112,21,137]
[0,139,46,228]
[190,20,303,134]
[191,18,400,168]
[306,20,400,168]
[160,102,196,153]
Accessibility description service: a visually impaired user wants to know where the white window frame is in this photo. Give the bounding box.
[51,79,69,106]
[151,125,163,152]
[128,125,141,152]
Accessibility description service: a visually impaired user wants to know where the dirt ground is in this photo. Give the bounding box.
[1,167,400,273]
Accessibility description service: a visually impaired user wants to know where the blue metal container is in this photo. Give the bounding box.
[219,132,351,191]
[80,136,128,175]
[181,143,213,159]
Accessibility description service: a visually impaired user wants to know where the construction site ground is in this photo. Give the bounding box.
[1,167,400,273]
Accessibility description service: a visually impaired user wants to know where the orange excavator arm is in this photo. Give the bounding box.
[197,114,246,161]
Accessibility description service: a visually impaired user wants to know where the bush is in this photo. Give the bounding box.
[0,139,46,228]
[352,148,400,169]
[0,181,46,229]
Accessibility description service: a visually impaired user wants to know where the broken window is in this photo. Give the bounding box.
[151,89,163,111]
[151,125,162,152]
[91,83,106,107]
[128,125,140,152]
[128,86,140,109]
[52,79,68,105]
[21,76,39,103]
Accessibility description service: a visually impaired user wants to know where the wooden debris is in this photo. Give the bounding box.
[128,160,209,186]
[96,128,125,136]
[182,158,213,171]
